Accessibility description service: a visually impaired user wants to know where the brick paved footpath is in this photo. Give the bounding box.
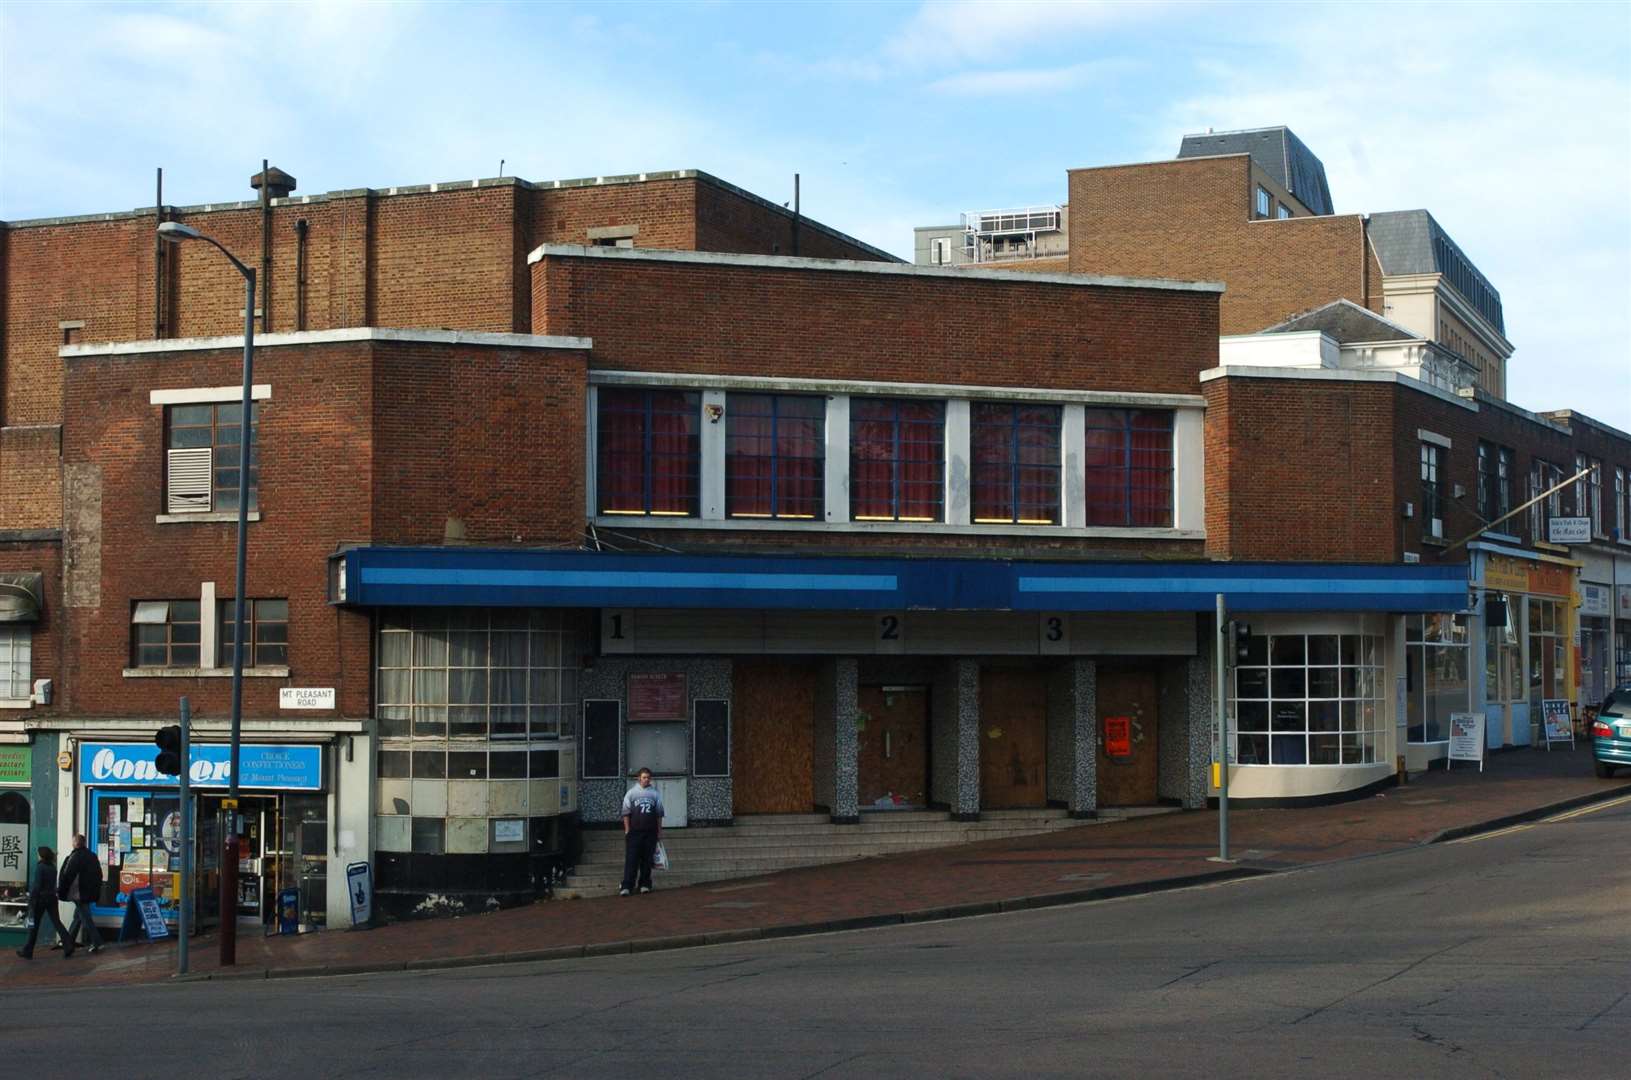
[5,745,1626,991]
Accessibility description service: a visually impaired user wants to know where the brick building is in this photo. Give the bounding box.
[908,125,1631,792]
[1,139,1623,930]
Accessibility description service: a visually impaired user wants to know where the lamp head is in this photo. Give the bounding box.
[157,221,203,243]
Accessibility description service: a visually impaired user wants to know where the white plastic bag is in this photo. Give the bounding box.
[653,842,670,872]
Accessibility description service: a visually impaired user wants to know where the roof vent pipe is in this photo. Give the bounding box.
[251,166,297,200]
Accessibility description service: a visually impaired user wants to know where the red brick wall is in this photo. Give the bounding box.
[59,340,376,718]
[693,180,887,261]
[55,335,590,718]
[0,538,61,716]
[1205,373,1631,565]
[1068,157,1384,335]
[532,252,1218,395]
[1203,376,1400,562]
[369,340,588,547]
[0,425,62,529]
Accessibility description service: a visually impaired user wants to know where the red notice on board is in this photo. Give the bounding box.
[1104,716,1132,758]
[628,672,688,721]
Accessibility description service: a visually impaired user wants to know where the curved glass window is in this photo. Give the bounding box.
[1233,633,1385,765]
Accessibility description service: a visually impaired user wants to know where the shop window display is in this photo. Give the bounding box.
[1232,632,1386,766]
[1406,614,1469,743]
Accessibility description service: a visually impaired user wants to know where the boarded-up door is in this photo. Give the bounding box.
[1097,663,1160,806]
[856,686,928,808]
[732,661,815,814]
[979,667,1047,809]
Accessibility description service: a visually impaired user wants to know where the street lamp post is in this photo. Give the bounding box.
[156,220,254,966]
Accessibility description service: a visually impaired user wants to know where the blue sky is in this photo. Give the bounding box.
[3,0,1628,428]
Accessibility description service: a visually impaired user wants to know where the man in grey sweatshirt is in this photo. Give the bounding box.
[619,767,665,896]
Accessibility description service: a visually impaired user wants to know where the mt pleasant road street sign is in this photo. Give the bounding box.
[279,687,336,710]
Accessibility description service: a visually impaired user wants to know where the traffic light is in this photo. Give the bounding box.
[1225,620,1252,665]
[154,724,183,776]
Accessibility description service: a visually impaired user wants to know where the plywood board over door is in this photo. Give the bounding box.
[979,666,1047,808]
[732,660,816,814]
[856,686,929,808]
[1097,663,1160,806]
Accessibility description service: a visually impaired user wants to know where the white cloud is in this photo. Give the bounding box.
[1163,4,1631,428]
[927,59,1130,96]
[885,0,1166,67]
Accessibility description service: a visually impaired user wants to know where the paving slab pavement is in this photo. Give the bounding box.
[5,743,1626,992]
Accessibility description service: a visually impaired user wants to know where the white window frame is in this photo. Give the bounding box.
[1254,185,1271,219]
[0,625,31,705]
[587,373,1206,540]
[152,385,271,524]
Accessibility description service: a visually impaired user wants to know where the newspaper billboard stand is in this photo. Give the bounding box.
[1540,699,1575,751]
[1448,712,1485,772]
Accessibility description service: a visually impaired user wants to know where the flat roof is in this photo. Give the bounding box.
[529,243,1225,294]
[3,168,899,264]
[60,326,591,360]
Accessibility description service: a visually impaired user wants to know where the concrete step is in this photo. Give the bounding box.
[580,825,1076,848]
[578,826,1084,858]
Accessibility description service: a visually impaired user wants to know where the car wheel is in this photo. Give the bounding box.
[1595,760,1616,779]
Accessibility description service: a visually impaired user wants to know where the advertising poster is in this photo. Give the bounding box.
[1541,699,1574,746]
[1448,713,1485,771]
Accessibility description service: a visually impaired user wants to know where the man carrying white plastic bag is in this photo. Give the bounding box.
[619,767,666,896]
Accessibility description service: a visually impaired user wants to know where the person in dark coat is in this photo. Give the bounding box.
[15,846,73,959]
[57,832,104,954]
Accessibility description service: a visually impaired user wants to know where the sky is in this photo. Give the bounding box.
[3,0,1628,429]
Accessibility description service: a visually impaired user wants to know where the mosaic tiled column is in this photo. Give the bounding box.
[952,659,981,820]
[815,658,860,824]
[1157,650,1212,810]
[1070,658,1098,817]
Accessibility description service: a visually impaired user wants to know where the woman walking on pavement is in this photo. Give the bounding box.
[57,832,105,954]
[15,846,73,959]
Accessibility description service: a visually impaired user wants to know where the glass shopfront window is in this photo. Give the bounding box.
[1232,632,1386,766]
[1527,598,1566,712]
[0,787,30,933]
[1580,615,1610,707]
[1484,593,1522,706]
[1406,614,1469,743]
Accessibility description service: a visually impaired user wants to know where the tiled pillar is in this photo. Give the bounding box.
[953,659,981,820]
[1070,658,1098,817]
[816,658,860,824]
[1157,650,1212,810]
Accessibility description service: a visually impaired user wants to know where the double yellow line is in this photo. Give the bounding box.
[1447,792,1631,844]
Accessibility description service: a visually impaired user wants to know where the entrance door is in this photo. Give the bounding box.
[197,793,278,927]
[733,661,816,814]
[856,686,928,808]
[1097,664,1160,806]
[978,667,1047,809]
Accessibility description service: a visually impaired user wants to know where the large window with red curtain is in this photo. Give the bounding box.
[971,403,1060,525]
[850,398,944,522]
[726,393,824,519]
[1082,408,1173,527]
[595,387,700,516]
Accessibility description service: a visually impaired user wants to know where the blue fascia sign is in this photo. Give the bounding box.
[80,743,323,791]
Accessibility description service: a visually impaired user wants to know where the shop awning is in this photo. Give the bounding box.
[329,548,1468,614]
[0,572,43,623]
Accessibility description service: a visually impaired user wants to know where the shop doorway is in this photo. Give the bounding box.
[1097,664,1160,806]
[734,660,816,814]
[197,792,328,931]
[857,685,928,809]
[979,667,1047,809]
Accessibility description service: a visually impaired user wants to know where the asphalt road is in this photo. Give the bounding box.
[4,795,1628,1079]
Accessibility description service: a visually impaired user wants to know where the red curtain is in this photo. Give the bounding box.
[851,399,943,521]
[598,388,698,515]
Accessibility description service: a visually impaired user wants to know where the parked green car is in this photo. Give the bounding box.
[1591,687,1631,778]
